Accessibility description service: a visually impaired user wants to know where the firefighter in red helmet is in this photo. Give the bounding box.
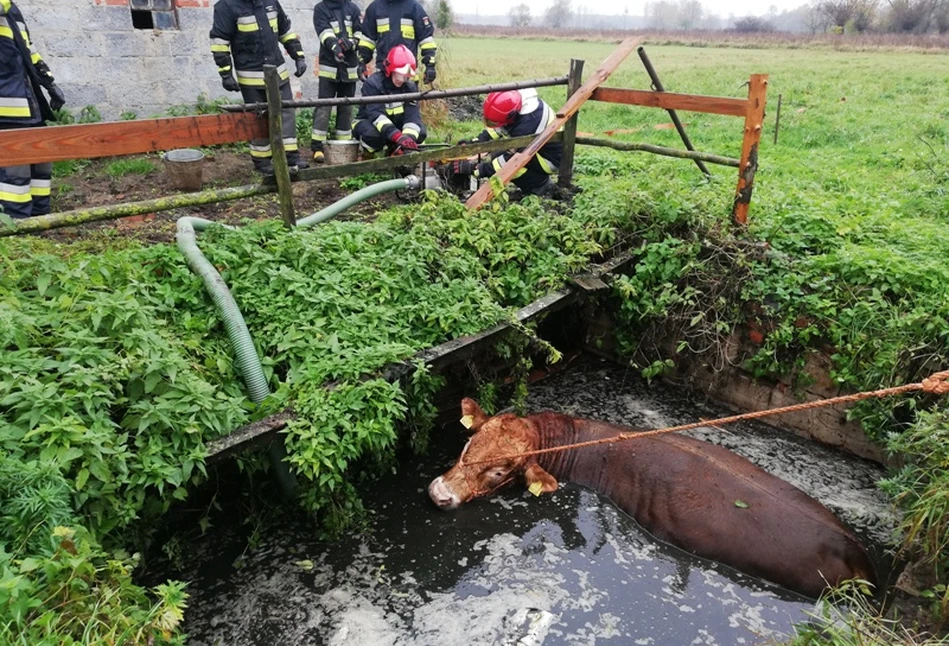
[449,89,561,197]
[353,44,427,156]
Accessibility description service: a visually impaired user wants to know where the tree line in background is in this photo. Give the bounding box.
[496,0,949,33]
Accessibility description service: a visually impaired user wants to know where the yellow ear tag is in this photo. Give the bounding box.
[460,414,474,429]
[528,481,544,497]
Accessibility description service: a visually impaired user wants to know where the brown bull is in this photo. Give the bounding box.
[428,398,876,599]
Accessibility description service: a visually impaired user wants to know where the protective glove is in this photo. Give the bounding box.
[294,58,307,77]
[331,39,345,63]
[423,65,436,85]
[357,62,368,81]
[396,134,418,151]
[221,75,240,92]
[47,83,66,111]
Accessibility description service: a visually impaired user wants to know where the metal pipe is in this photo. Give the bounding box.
[221,76,570,112]
[637,47,711,177]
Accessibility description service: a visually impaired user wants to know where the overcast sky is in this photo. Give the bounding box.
[466,0,807,17]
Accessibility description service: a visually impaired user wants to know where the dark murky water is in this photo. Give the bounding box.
[165,355,895,646]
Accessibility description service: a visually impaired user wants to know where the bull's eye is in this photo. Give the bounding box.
[484,468,507,482]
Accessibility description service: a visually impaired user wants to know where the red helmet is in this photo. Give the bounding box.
[385,45,417,77]
[483,91,522,127]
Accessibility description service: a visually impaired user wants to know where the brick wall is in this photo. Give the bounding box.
[21,0,320,120]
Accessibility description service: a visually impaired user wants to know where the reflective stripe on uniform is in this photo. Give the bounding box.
[283,137,298,152]
[385,104,404,116]
[336,130,352,140]
[400,18,414,39]
[359,36,375,50]
[402,122,420,138]
[0,16,12,38]
[376,18,389,33]
[312,130,328,141]
[279,31,298,43]
[218,65,232,73]
[236,66,289,85]
[318,64,338,79]
[210,37,230,52]
[30,178,51,196]
[0,181,32,202]
[536,155,557,174]
[319,28,335,44]
[237,15,258,31]
[419,36,436,50]
[0,97,30,118]
[373,114,393,132]
[346,66,358,81]
[250,143,272,158]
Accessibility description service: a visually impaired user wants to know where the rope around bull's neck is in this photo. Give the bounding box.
[459,370,949,468]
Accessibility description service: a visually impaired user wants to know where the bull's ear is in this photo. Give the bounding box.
[524,463,558,495]
[460,398,488,433]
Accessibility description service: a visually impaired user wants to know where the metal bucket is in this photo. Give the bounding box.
[323,140,360,165]
[162,148,205,191]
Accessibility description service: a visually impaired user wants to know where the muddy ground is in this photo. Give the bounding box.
[42,149,404,246]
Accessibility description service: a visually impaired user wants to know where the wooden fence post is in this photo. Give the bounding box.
[732,74,768,226]
[264,65,296,228]
[559,59,584,188]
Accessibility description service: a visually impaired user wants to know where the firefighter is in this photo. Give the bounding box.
[449,89,560,197]
[210,0,308,175]
[311,0,362,163]
[356,0,436,85]
[0,0,65,219]
[352,45,426,157]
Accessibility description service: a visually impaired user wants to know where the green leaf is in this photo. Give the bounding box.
[76,468,90,490]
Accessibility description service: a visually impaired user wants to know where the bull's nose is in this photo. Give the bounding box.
[428,476,460,510]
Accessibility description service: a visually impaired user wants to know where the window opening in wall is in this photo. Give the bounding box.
[129,0,179,30]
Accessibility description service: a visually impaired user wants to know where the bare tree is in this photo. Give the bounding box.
[732,15,777,30]
[933,0,949,31]
[885,0,935,31]
[509,3,532,27]
[816,0,878,30]
[677,0,704,27]
[545,0,573,28]
[644,0,677,28]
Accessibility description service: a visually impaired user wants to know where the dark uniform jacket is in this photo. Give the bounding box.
[357,0,436,69]
[313,0,362,82]
[210,0,304,87]
[355,71,423,140]
[0,0,55,126]
[473,89,562,178]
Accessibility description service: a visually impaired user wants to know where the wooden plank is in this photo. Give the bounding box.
[589,87,748,117]
[732,74,768,226]
[558,59,585,188]
[0,113,267,166]
[466,36,644,210]
[265,65,295,228]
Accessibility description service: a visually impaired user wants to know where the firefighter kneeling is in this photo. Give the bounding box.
[353,45,427,156]
[449,89,560,198]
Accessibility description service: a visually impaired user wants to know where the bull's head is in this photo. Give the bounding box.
[428,398,558,510]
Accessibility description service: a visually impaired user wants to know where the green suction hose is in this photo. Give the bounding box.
[176,175,420,497]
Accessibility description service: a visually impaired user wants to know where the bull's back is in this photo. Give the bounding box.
[549,420,875,598]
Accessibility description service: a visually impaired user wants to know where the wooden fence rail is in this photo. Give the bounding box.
[0,41,767,234]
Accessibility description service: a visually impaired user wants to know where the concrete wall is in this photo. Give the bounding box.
[21,0,321,120]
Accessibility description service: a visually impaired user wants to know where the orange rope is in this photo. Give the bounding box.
[461,370,949,467]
